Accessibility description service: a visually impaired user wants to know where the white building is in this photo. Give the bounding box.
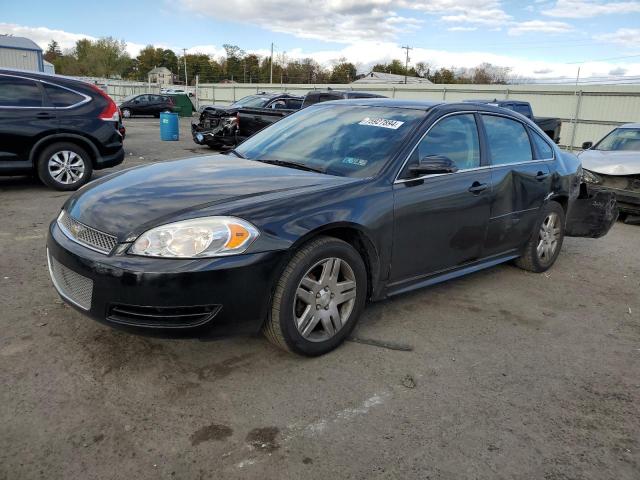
[148,66,174,85]
[353,71,432,85]
[0,36,44,72]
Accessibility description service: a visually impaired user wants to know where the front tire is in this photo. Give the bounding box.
[121,108,131,118]
[515,201,565,272]
[264,236,367,356]
[37,142,93,191]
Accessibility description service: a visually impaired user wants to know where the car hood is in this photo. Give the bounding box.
[64,155,355,240]
[578,149,640,175]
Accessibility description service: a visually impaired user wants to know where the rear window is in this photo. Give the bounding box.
[531,129,554,159]
[0,76,43,107]
[43,83,84,107]
[482,114,533,165]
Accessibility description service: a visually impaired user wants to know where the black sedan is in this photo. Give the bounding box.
[119,94,175,118]
[48,100,586,356]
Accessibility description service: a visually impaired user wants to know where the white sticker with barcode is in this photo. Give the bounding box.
[358,117,404,129]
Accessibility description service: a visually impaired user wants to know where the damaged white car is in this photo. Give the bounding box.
[579,123,640,219]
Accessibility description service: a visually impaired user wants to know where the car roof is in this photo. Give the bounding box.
[319,98,443,110]
[619,123,640,129]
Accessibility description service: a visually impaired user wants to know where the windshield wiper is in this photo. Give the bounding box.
[226,149,245,158]
[255,159,325,174]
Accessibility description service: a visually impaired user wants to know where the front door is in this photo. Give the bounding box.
[0,74,54,163]
[391,113,492,283]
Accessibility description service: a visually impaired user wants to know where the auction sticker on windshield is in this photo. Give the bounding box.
[358,117,405,129]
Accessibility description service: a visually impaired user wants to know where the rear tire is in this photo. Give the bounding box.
[263,236,367,356]
[37,142,93,191]
[515,201,565,272]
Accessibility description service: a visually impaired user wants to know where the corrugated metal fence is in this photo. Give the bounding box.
[103,80,640,150]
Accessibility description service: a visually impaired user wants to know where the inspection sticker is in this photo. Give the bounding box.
[358,117,404,129]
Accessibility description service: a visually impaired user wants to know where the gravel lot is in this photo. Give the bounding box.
[1,117,639,480]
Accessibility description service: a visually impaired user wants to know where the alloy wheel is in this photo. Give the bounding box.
[537,212,560,262]
[293,257,357,342]
[122,109,131,118]
[48,150,86,185]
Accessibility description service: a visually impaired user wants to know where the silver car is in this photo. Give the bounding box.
[579,123,640,218]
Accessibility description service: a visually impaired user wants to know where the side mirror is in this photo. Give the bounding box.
[409,155,459,176]
[581,141,593,150]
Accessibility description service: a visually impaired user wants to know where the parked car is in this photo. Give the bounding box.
[49,99,604,357]
[464,99,562,144]
[579,123,640,217]
[300,89,387,108]
[119,94,175,118]
[160,88,194,97]
[0,69,124,190]
[192,92,303,149]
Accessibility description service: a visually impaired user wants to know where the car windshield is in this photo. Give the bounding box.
[235,104,426,178]
[595,128,640,151]
[232,95,272,108]
[122,94,137,103]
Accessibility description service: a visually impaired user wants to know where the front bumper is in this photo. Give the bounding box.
[191,122,236,147]
[47,220,286,338]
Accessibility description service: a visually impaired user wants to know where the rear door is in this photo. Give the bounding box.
[391,113,492,282]
[0,74,55,164]
[480,114,552,255]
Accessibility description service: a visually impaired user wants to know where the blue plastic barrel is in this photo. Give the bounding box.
[160,112,179,141]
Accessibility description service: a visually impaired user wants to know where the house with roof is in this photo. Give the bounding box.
[352,71,432,85]
[0,36,44,72]
[148,66,174,85]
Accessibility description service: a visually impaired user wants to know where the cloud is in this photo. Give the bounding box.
[594,28,640,46]
[609,67,628,75]
[508,20,574,35]
[542,0,640,18]
[0,22,149,57]
[447,26,478,31]
[179,0,512,40]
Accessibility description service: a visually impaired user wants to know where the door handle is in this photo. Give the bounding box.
[36,112,55,119]
[468,181,488,194]
[535,171,549,181]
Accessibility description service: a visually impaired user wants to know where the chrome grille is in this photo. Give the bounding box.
[58,211,117,254]
[47,251,93,310]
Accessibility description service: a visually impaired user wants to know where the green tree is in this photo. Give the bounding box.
[330,59,357,83]
[44,40,62,63]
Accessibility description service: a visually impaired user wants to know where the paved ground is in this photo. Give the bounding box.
[1,117,639,480]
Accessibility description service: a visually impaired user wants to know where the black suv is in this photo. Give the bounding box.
[0,69,124,190]
[119,94,175,118]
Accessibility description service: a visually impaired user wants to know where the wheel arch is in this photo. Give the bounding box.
[290,222,381,300]
[30,134,99,168]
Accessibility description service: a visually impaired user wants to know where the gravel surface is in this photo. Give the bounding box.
[1,117,639,480]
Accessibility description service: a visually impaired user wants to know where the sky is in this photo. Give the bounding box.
[1,0,640,82]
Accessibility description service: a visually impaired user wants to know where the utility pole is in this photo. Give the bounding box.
[401,45,412,84]
[182,48,188,86]
[270,42,274,84]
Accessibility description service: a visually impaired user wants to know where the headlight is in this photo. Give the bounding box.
[129,217,259,258]
[582,169,601,185]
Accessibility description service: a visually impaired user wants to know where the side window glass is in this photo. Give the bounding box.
[482,115,533,165]
[0,77,43,107]
[43,83,84,107]
[531,129,554,159]
[413,114,480,170]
